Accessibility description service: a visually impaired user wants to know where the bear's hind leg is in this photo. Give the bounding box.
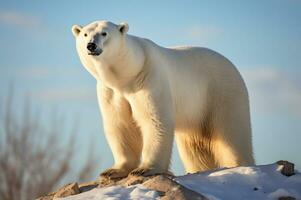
[211,129,255,168]
[175,130,218,173]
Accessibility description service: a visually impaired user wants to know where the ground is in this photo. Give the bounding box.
[38,161,301,200]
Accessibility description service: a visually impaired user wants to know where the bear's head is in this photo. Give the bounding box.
[72,20,129,64]
[72,20,145,86]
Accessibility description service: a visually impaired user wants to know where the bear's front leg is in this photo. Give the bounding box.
[97,83,142,179]
[127,85,174,177]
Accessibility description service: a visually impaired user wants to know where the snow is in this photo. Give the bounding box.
[268,188,296,199]
[58,164,301,200]
[175,164,301,200]
[56,184,160,200]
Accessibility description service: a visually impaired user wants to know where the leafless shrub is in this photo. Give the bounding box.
[0,90,98,200]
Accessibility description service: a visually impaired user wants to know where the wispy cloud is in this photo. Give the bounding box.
[186,25,222,44]
[32,87,96,103]
[17,66,82,79]
[242,68,301,116]
[0,65,84,81]
[0,10,43,30]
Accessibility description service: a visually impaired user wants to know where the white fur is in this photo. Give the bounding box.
[72,21,254,177]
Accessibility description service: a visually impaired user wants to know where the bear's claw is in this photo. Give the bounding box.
[100,168,129,179]
[129,167,161,177]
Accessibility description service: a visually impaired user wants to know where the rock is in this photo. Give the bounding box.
[276,160,295,176]
[125,174,156,186]
[53,183,80,198]
[143,175,208,200]
[98,174,207,199]
[142,175,177,193]
[36,181,97,200]
[79,181,98,193]
[278,197,296,200]
[36,192,55,200]
[162,186,207,200]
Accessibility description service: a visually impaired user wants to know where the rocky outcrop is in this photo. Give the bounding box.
[36,173,207,200]
[36,160,297,200]
[277,160,295,177]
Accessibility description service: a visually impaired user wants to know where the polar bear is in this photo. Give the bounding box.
[71,20,254,178]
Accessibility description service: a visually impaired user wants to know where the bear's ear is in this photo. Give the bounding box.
[72,25,82,37]
[118,22,129,34]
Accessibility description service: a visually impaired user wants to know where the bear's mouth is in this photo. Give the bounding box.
[88,49,103,56]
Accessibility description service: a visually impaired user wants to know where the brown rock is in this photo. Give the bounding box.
[78,181,99,193]
[162,186,207,200]
[277,160,295,176]
[54,182,80,198]
[278,197,296,200]
[143,175,177,193]
[36,193,55,200]
[143,175,208,200]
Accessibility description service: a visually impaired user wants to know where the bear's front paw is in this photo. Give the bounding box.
[100,168,130,179]
[129,167,165,177]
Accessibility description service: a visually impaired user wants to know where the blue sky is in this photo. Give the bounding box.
[0,0,300,176]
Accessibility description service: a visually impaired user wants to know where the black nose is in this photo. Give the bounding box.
[87,43,97,51]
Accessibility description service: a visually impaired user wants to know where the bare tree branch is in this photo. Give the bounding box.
[0,90,99,200]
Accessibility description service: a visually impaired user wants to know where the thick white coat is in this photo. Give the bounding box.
[72,21,254,177]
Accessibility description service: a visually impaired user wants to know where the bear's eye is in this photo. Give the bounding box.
[84,33,87,37]
[101,32,107,37]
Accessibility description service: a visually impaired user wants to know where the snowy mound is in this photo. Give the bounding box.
[175,163,301,200]
[38,162,301,200]
[58,184,159,200]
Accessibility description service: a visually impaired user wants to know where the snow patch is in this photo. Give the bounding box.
[268,188,294,199]
[175,164,301,200]
[56,184,160,200]
[208,166,258,177]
